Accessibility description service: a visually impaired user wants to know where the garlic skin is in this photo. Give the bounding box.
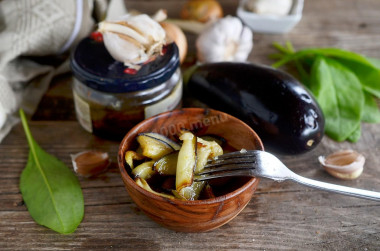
[71,150,110,177]
[318,150,365,180]
[98,14,166,69]
[245,0,293,16]
[196,16,253,63]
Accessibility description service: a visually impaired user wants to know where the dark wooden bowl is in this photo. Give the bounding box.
[118,108,264,232]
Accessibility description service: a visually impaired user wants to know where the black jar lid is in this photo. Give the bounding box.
[70,36,180,93]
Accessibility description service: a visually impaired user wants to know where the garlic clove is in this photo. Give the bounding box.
[98,21,149,45]
[245,0,293,16]
[196,16,253,63]
[71,150,110,177]
[318,150,365,180]
[152,9,168,23]
[98,14,166,69]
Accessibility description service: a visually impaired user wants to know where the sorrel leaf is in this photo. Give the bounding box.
[361,92,380,123]
[347,124,361,143]
[309,57,363,141]
[272,42,380,142]
[19,109,84,234]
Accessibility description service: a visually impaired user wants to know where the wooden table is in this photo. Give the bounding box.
[1,0,379,249]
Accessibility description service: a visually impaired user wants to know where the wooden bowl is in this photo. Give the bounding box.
[118,108,264,232]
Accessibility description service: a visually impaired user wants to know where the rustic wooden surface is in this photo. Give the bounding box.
[1,0,380,250]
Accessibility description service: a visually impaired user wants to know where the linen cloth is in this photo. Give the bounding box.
[0,0,126,143]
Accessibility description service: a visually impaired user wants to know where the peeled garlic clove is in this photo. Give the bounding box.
[245,0,293,16]
[71,150,110,177]
[318,150,365,180]
[98,14,166,69]
[196,16,253,63]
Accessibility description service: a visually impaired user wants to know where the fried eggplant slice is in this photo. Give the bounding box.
[125,150,145,169]
[176,131,197,190]
[200,135,226,147]
[153,151,179,175]
[139,132,180,150]
[137,133,175,159]
[173,180,206,200]
[135,178,175,199]
[132,160,156,179]
[197,137,223,158]
[195,142,212,174]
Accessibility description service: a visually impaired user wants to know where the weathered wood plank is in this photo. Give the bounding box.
[1,0,380,250]
[1,121,379,250]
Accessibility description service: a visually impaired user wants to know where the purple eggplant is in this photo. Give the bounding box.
[185,62,324,154]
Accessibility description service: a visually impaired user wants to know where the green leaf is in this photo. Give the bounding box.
[309,57,364,141]
[272,45,380,98]
[367,57,380,69]
[19,109,84,234]
[347,124,361,143]
[334,58,380,99]
[361,91,380,123]
[272,42,292,54]
[272,47,374,69]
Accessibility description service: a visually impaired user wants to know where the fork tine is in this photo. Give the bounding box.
[205,158,257,169]
[205,151,258,168]
[195,169,255,181]
[195,150,260,181]
[198,163,254,174]
[209,150,257,161]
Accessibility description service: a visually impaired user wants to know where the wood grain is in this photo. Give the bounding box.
[1,0,380,249]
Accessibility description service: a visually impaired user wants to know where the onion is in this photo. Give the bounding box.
[180,0,223,23]
[160,22,188,64]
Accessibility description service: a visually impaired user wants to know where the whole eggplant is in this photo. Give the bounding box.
[186,62,324,154]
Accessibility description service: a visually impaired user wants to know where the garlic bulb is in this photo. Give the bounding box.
[245,0,293,16]
[98,14,166,69]
[318,150,365,180]
[196,16,253,63]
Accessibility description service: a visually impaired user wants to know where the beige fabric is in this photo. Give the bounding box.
[0,0,115,143]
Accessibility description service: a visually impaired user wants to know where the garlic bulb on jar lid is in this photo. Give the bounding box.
[196,16,253,63]
[98,14,166,69]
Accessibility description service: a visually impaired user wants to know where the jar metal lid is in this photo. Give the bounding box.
[70,37,180,93]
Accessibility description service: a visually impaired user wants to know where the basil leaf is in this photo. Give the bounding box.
[19,109,84,234]
[362,92,380,123]
[347,124,361,143]
[309,57,364,141]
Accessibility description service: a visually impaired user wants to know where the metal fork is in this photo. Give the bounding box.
[196,150,380,201]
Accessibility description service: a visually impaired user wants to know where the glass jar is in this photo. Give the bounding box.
[70,37,182,140]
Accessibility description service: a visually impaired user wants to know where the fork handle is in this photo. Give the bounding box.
[290,174,380,201]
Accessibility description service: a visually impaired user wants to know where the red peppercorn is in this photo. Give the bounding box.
[161,45,168,55]
[123,68,138,75]
[90,31,103,42]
